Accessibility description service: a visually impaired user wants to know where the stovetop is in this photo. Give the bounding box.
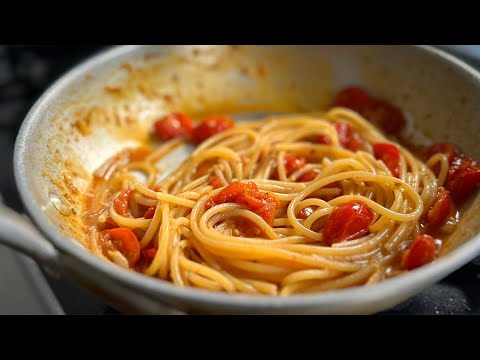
[0,45,478,315]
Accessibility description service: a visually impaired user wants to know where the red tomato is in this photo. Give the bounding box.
[153,112,193,141]
[103,216,119,229]
[208,176,223,189]
[144,206,155,219]
[192,115,235,143]
[254,192,280,226]
[205,181,279,226]
[427,188,453,228]
[298,206,315,220]
[284,156,306,177]
[103,228,140,267]
[298,168,321,182]
[361,98,406,134]
[445,156,480,203]
[317,135,332,145]
[334,86,371,113]
[142,248,157,262]
[401,235,437,270]
[372,143,401,178]
[113,189,132,216]
[423,143,460,165]
[335,123,364,152]
[323,201,374,245]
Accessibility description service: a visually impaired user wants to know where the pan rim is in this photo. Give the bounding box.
[13,45,480,312]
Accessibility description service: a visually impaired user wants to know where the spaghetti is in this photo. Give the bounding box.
[83,87,480,296]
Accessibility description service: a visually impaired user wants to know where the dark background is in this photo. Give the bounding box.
[0,45,478,314]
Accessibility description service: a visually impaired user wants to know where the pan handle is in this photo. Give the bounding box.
[0,202,59,266]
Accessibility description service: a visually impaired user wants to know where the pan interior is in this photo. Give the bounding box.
[18,45,480,269]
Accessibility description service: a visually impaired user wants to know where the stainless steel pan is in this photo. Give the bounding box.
[1,45,480,314]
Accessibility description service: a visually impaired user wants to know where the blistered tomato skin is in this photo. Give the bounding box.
[445,156,480,203]
[192,116,235,143]
[401,235,437,270]
[323,201,374,245]
[153,113,193,141]
[424,143,480,203]
[335,123,364,152]
[284,156,306,177]
[373,143,401,178]
[205,181,279,226]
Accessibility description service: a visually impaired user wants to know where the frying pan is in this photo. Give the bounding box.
[1,45,479,314]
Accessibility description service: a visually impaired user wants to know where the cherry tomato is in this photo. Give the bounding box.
[113,189,132,216]
[323,201,374,245]
[103,228,140,267]
[445,156,480,203]
[205,181,279,226]
[298,206,315,220]
[298,168,321,182]
[144,206,156,219]
[423,142,460,165]
[254,192,280,226]
[427,188,453,228]
[208,176,223,189]
[361,98,406,134]
[284,156,306,177]
[317,135,332,145]
[335,123,364,152]
[192,115,235,143]
[372,143,401,178]
[401,234,437,270]
[142,248,157,262]
[334,86,371,113]
[153,112,193,141]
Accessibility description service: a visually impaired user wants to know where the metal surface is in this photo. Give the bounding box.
[1,45,480,314]
[0,244,63,315]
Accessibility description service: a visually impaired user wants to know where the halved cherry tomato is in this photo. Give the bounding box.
[298,206,315,220]
[422,142,480,203]
[334,86,371,113]
[153,112,193,141]
[103,228,140,267]
[361,98,406,134]
[254,192,280,226]
[298,168,321,182]
[113,189,132,216]
[423,142,460,165]
[427,188,453,228]
[284,156,306,177]
[445,156,480,203]
[205,181,279,226]
[192,115,235,143]
[373,143,401,178]
[323,201,374,245]
[401,234,437,270]
[317,135,332,145]
[335,122,364,152]
[144,206,156,219]
[208,176,223,189]
[142,248,157,262]
[334,87,406,134]
[206,182,261,209]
